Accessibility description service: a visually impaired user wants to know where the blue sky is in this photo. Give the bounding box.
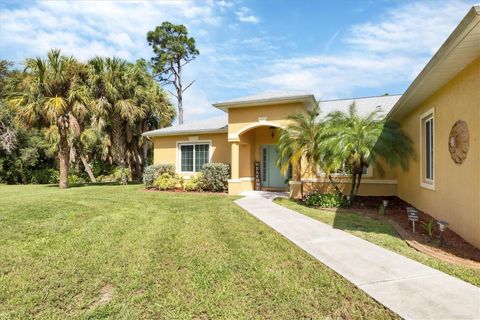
[0,0,474,122]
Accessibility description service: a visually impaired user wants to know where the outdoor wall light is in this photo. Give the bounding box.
[269,126,276,138]
[437,220,449,246]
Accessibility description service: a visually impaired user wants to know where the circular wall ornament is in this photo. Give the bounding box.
[448,120,469,164]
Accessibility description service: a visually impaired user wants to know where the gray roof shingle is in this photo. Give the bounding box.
[142,114,228,137]
[143,94,402,137]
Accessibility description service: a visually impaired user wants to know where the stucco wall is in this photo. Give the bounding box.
[228,102,305,134]
[397,56,480,247]
[152,132,229,176]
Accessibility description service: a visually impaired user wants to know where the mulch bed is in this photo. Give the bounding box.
[326,196,480,269]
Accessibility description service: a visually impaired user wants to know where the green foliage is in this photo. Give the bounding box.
[68,173,86,185]
[184,173,203,191]
[303,193,348,208]
[143,164,176,188]
[379,203,387,215]
[113,166,132,183]
[200,163,229,192]
[147,22,199,124]
[147,22,199,79]
[319,102,414,201]
[153,173,183,190]
[422,218,435,239]
[30,168,59,184]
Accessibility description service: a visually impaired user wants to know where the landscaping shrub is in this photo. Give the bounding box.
[184,173,203,191]
[153,173,183,191]
[68,174,86,185]
[113,166,132,183]
[30,168,59,184]
[303,193,348,208]
[143,164,176,188]
[200,163,229,192]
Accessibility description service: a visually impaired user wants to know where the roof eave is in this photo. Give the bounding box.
[387,5,480,121]
[213,94,316,111]
[142,128,228,138]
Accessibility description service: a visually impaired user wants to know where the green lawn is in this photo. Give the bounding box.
[0,184,396,319]
[275,198,480,287]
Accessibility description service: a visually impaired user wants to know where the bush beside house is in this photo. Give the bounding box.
[143,163,229,192]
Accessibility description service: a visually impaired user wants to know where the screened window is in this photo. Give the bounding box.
[179,143,210,172]
[424,116,434,181]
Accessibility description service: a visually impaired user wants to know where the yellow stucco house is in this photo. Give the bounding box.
[144,6,480,247]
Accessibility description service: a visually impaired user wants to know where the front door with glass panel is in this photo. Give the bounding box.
[260,145,286,188]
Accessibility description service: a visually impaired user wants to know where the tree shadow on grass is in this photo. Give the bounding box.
[331,209,401,239]
[46,182,143,188]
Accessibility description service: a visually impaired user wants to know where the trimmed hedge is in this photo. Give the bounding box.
[200,163,229,192]
[143,164,175,188]
[153,173,183,191]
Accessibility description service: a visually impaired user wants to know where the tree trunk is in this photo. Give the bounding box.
[177,62,183,125]
[328,174,342,195]
[80,154,96,183]
[354,170,363,199]
[58,130,70,189]
[111,118,127,184]
[142,140,149,170]
[349,168,357,204]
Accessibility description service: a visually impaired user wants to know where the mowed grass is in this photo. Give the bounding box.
[0,184,396,319]
[275,198,480,287]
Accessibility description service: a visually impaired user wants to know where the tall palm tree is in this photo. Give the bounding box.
[124,60,174,180]
[320,102,414,202]
[7,50,90,188]
[88,57,145,184]
[276,103,323,197]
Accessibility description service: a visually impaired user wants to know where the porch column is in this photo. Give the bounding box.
[231,142,240,180]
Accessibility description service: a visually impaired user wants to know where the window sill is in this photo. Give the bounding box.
[420,182,435,191]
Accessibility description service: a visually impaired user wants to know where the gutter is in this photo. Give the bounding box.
[142,128,228,138]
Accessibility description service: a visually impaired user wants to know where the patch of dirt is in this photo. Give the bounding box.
[322,196,480,269]
[89,283,115,310]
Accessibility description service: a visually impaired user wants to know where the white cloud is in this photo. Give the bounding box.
[235,7,259,23]
[256,1,471,99]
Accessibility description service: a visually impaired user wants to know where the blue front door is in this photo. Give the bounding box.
[260,145,286,188]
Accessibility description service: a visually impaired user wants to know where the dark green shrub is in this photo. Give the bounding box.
[153,173,183,190]
[143,164,176,188]
[303,193,348,208]
[200,163,229,192]
[68,174,86,185]
[30,168,59,184]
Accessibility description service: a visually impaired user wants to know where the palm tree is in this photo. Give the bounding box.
[276,103,323,197]
[87,57,145,184]
[7,50,91,188]
[319,102,414,203]
[124,60,174,180]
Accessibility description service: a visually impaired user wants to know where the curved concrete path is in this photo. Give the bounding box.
[236,192,480,320]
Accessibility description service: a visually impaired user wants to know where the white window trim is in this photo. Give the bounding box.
[420,108,435,191]
[176,140,212,174]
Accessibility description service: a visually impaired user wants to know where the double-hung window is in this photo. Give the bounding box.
[179,143,210,172]
[421,110,434,189]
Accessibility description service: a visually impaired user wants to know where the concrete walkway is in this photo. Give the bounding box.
[236,192,480,320]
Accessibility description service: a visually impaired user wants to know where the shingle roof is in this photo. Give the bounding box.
[142,114,228,137]
[213,92,316,110]
[142,94,402,137]
[319,94,402,118]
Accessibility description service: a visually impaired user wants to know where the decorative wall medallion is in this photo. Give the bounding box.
[448,120,469,164]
